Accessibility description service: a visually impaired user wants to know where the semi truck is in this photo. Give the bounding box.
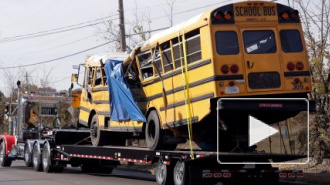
[0,56,309,185]
[0,1,316,184]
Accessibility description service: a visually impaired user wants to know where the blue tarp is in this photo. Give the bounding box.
[104,59,146,122]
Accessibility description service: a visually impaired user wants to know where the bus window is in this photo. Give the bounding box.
[101,67,107,85]
[243,30,276,54]
[280,30,303,53]
[185,29,201,64]
[161,42,173,73]
[153,48,163,75]
[173,37,183,68]
[94,67,102,86]
[215,31,239,55]
[138,52,153,80]
[88,67,94,87]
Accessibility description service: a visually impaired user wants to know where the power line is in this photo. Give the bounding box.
[52,76,71,84]
[126,27,171,37]
[0,40,115,69]
[0,16,118,43]
[0,20,117,43]
[2,33,98,56]
[149,0,231,21]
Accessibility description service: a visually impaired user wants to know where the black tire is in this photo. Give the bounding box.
[0,141,12,167]
[32,143,43,172]
[173,161,187,185]
[90,114,106,146]
[146,111,177,150]
[42,142,53,173]
[98,166,114,174]
[53,166,64,173]
[24,144,33,167]
[145,111,165,150]
[156,160,174,185]
[81,164,92,173]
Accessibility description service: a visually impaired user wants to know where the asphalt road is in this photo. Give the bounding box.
[0,161,309,185]
[0,161,155,185]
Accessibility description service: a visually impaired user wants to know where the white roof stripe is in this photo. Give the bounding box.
[143,13,204,47]
[87,52,129,64]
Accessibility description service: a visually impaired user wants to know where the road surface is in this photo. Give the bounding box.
[0,161,155,185]
[0,161,308,185]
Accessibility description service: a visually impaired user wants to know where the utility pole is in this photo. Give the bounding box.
[25,72,29,94]
[118,0,127,52]
[17,81,22,141]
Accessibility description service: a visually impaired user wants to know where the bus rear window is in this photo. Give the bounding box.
[280,30,303,53]
[243,30,276,54]
[215,31,239,55]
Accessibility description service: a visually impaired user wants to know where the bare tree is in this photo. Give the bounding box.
[98,1,152,52]
[40,67,54,89]
[294,0,330,162]
[164,0,176,27]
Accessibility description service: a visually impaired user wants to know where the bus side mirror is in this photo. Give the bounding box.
[71,74,78,83]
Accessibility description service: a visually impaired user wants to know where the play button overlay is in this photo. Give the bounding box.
[216,98,310,165]
[249,115,278,147]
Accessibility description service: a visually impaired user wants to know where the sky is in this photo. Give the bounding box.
[0,0,291,96]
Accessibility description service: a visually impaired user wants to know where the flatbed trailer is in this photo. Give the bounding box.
[0,129,305,185]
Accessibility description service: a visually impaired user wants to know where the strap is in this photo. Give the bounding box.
[178,30,195,160]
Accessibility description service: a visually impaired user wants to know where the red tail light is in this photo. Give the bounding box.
[229,81,235,86]
[290,10,299,19]
[296,62,304,70]
[287,62,295,71]
[282,12,289,20]
[223,173,231,178]
[221,65,229,74]
[224,11,232,20]
[214,11,223,20]
[230,65,239,73]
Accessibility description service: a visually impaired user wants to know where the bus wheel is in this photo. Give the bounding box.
[90,114,105,146]
[24,144,32,167]
[146,111,164,150]
[156,159,174,185]
[173,161,187,185]
[32,143,43,172]
[0,141,12,167]
[42,142,53,173]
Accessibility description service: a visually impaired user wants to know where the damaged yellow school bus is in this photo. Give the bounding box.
[75,1,313,151]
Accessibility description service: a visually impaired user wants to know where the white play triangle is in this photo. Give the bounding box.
[249,115,279,147]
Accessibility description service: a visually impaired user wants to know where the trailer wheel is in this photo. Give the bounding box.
[32,143,43,172]
[173,161,187,185]
[98,166,114,174]
[53,166,64,173]
[90,114,106,146]
[156,160,174,185]
[24,144,32,167]
[0,141,12,167]
[81,164,92,173]
[42,142,53,173]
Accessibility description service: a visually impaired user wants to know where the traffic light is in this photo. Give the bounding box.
[4,103,9,115]
[4,103,10,121]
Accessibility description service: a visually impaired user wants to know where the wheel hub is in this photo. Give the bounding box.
[42,148,49,168]
[91,124,98,138]
[156,163,166,183]
[0,145,4,163]
[174,162,185,185]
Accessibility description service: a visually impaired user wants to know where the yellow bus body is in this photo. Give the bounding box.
[77,1,311,148]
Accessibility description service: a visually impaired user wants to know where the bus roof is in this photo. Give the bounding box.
[134,0,283,52]
[86,52,129,67]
